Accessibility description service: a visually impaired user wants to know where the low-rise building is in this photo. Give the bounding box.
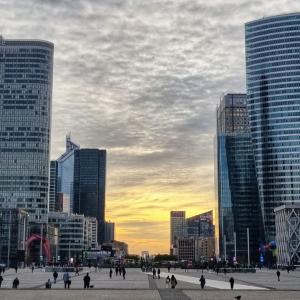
[0,208,29,266]
[48,212,98,262]
[275,203,300,266]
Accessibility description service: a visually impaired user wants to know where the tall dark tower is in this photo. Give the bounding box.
[73,149,106,243]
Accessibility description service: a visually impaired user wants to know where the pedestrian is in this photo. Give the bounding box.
[75,267,79,275]
[165,275,170,288]
[152,268,156,279]
[83,272,90,289]
[157,268,160,279]
[15,266,18,273]
[31,266,34,273]
[276,270,281,281]
[53,271,58,283]
[0,275,3,288]
[229,277,234,290]
[119,267,122,276]
[122,267,126,280]
[170,275,177,289]
[12,277,19,288]
[200,275,206,289]
[45,279,52,289]
[115,267,118,276]
[63,272,70,289]
[167,266,170,273]
[109,268,113,279]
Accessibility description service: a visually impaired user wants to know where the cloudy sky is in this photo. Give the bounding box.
[1,0,299,254]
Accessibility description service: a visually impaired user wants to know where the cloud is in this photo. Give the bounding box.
[1,0,299,253]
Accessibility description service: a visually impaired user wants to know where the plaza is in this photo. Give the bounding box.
[0,267,300,299]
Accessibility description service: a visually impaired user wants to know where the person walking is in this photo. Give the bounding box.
[157,268,161,279]
[171,275,177,289]
[276,270,281,281]
[53,271,58,284]
[12,277,20,288]
[63,272,70,289]
[119,267,122,276]
[152,268,156,279]
[115,267,118,276]
[165,275,170,288]
[200,275,206,289]
[229,277,234,290]
[122,267,126,280]
[83,273,90,289]
[15,266,18,273]
[109,268,113,279]
[45,279,52,289]
[31,266,34,273]
[0,275,3,288]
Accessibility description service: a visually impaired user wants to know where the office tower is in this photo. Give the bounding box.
[56,135,80,213]
[105,221,115,242]
[170,211,186,253]
[0,37,54,223]
[49,161,58,212]
[187,210,215,238]
[73,149,106,243]
[246,13,300,242]
[216,93,262,261]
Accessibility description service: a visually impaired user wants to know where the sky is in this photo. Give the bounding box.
[1,0,299,254]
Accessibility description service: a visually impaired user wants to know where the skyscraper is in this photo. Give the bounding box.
[48,160,58,212]
[0,37,53,223]
[170,211,186,253]
[216,93,262,261]
[186,210,215,238]
[245,13,300,242]
[73,149,106,243]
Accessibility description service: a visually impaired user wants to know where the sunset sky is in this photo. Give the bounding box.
[1,0,299,254]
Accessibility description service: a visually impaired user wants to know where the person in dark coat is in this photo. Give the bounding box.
[83,273,90,288]
[31,266,34,273]
[200,275,206,289]
[170,275,177,289]
[152,268,156,279]
[229,277,234,290]
[276,270,281,281]
[115,267,118,276]
[0,275,3,288]
[53,271,58,283]
[122,267,126,280]
[157,268,161,279]
[109,268,113,279]
[12,278,20,288]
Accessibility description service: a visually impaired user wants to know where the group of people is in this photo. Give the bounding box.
[165,275,177,288]
[113,266,126,279]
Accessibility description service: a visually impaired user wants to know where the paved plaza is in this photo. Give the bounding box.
[0,267,300,299]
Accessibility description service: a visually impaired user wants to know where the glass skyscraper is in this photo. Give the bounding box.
[73,149,106,243]
[0,37,53,223]
[246,13,300,242]
[216,94,263,261]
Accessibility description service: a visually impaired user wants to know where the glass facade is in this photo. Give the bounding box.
[73,149,106,243]
[245,13,300,242]
[216,94,263,261]
[0,38,53,223]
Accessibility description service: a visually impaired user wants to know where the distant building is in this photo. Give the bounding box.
[0,37,54,223]
[102,240,128,256]
[170,211,186,253]
[48,212,97,261]
[187,210,215,238]
[0,208,29,266]
[177,236,215,262]
[73,149,106,243]
[216,93,263,262]
[275,203,300,266]
[105,222,115,242]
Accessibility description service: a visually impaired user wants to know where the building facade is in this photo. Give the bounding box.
[73,149,106,243]
[0,208,29,266]
[0,37,54,223]
[275,203,300,266]
[245,13,300,243]
[48,212,97,261]
[216,93,263,262]
[105,221,115,242]
[187,210,215,238]
[49,161,58,212]
[170,211,186,253]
